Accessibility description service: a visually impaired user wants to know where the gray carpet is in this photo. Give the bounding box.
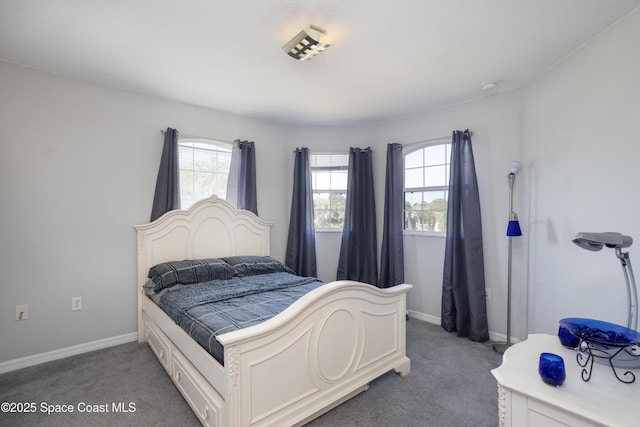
[0,319,502,427]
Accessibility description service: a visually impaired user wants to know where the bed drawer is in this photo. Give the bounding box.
[172,351,224,427]
[144,319,171,373]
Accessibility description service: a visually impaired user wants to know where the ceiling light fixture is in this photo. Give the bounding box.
[282,26,331,61]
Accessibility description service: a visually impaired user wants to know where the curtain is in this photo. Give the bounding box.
[226,139,258,215]
[441,130,489,342]
[379,143,405,288]
[285,148,317,277]
[337,147,378,285]
[150,127,180,221]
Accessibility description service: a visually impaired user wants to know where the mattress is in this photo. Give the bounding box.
[153,272,324,364]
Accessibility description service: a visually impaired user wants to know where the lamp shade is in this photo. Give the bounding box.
[506,220,522,236]
[572,232,632,251]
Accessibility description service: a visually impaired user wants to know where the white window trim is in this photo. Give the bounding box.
[311,151,349,232]
[402,140,451,235]
[178,136,233,210]
[403,229,447,238]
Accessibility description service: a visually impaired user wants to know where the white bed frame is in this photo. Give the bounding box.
[135,196,412,426]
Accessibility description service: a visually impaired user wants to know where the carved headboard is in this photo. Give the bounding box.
[134,196,273,288]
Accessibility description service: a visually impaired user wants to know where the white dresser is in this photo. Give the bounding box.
[491,334,639,427]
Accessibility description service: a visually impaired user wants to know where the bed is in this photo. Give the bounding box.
[135,196,412,426]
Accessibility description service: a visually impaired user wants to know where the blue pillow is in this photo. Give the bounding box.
[148,258,236,292]
[222,256,295,277]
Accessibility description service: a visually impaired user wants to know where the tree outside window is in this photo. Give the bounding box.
[404,142,451,232]
[311,153,349,230]
[178,139,232,210]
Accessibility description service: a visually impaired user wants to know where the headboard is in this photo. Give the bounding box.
[134,195,273,288]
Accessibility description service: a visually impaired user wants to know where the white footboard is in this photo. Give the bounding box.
[135,198,412,426]
[217,280,412,427]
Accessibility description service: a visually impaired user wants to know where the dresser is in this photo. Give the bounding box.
[491,334,639,427]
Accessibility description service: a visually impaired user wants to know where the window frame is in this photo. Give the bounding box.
[178,136,233,210]
[310,152,349,232]
[403,140,452,236]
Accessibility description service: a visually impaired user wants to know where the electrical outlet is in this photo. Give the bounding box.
[72,296,82,311]
[485,288,491,300]
[16,305,28,320]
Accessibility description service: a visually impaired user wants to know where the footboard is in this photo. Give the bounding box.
[217,281,412,427]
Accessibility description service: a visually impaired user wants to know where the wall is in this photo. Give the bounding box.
[283,125,378,283]
[0,62,289,363]
[522,9,640,334]
[284,92,522,337]
[282,6,640,341]
[2,7,639,366]
[372,93,523,333]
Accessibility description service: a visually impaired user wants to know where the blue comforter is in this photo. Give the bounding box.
[158,272,323,364]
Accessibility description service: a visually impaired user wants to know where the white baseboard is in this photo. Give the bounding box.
[407,309,513,344]
[0,314,517,375]
[0,332,137,375]
[407,309,441,325]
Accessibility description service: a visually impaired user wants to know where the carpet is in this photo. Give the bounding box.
[0,319,502,426]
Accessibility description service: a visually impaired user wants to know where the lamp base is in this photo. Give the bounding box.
[492,342,511,355]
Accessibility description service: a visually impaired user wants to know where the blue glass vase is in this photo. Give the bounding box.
[538,353,566,386]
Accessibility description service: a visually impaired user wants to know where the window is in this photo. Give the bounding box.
[404,142,451,232]
[178,138,232,210]
[311,153,349,230]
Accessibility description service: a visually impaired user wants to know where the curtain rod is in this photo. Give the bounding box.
[160,129,234,144]
[402,131,473,149]
[291,132,472,153]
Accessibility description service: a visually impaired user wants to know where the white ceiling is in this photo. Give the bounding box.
[1,0,639,126]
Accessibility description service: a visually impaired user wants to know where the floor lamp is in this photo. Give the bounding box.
[494,161,522,354]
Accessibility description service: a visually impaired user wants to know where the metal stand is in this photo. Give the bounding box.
[494,172,517,355]
[576,339,640,383]
[616,248,638,331]
[493,234,513,355]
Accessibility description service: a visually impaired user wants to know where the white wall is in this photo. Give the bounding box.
[371,92,523,333]
[280,6,640,342]
[284,92,522,337]
[2,7,639,365]
[0,62,289,363]
[522,9,640,335]
[283,125,378,283]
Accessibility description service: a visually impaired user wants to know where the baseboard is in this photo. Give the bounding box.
[407,309,513,344]
[0,313,516,375]
[0,332,138,375]
[407,309,440,325]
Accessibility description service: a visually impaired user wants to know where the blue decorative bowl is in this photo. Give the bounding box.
[559,318,640,349]
[558,325,581,348]
[538,352,566,386]
[559,317,640,369]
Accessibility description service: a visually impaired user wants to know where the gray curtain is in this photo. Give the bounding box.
[150,127,180,221]
[441,130,489,342]
[379,143,405,288]
[285,148,317,277]
[337,147,378,285]
[226,139,258,215]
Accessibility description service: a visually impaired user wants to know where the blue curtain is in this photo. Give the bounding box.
[441,130,489,342]
[226,140,258,215]
[379,143,405,288]
[285,148,317,277]
[337,147,378,285]
[150,127,180,221]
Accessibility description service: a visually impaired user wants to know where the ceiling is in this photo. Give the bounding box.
[1,0,639,126]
